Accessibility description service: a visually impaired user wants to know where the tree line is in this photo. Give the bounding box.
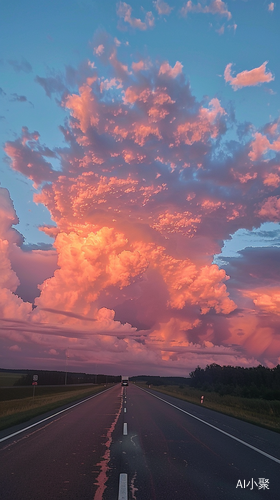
[130,375,191,386]
[15,370,121,386]
[189,364,280,400]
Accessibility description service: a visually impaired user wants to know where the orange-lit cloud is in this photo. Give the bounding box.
[224,61,274,90]
[2,44,280,374]
[245,288,280,315]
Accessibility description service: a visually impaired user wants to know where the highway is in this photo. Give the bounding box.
[0,384,279,499]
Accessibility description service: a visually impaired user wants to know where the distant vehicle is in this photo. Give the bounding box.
[121,376,129,386]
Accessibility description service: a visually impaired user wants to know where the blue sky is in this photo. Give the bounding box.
[1,1,279,250]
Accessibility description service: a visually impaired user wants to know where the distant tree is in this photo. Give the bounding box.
[188,363,280,400]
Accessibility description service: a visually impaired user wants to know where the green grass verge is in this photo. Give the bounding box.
[0,385,109,431]
[0,373,25,387]
[138,384,280,433]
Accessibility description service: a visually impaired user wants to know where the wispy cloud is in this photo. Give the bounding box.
[153,0,173,15]
[7,58,32,73]
[181,0,232,20]
[117,2,155,30]
[10,93,33,106]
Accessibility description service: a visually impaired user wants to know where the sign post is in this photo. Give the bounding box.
[32,375,38,400]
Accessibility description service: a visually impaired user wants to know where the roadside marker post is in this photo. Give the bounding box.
[32,375,38,400]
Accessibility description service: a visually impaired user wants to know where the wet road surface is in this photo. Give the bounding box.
[0,384,279,499]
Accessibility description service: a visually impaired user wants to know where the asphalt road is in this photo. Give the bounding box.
[0,384,279,500]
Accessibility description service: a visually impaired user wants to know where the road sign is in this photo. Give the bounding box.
[33,375,38,381]
[32,382,37,386]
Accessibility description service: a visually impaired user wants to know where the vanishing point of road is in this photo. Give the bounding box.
[0,384,279,499]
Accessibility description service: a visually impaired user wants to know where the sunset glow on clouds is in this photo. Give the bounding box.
[0,0,280,375]
[224,61,274,90]
[181,0,232,20]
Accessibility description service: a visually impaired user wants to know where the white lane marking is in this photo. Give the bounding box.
[123,423,128,435]
[124,408,127,413]
[118,473,128,500]
[138,387,280,465]
[0,386,114,444]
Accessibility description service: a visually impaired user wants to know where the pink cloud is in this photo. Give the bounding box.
[0,190,33,321]
[158,61,183,78]
[10,244,58,303]
[0,187,21,245]
[9,345,22,351]
[216,25,225,35]
[64,83,100,134]
[0,239,19,293]
[265,122,278,136]
[153,0,173,15]
[131,60,151,72]
[232,171,258,184]
[117,2,154,30]
[3,47,280,373]
[258,196,280,221]
[100,78,123,93]
[94,44,105,56]
[249,132,280,160]
[224,61,274,90]
[227,311,276,358]
[263,172,280,187]
[248,132,271,161]
[181,0,232,20]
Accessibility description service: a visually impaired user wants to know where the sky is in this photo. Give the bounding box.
[0,0,280,377]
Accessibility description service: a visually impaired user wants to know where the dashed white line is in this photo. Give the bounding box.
[138,387,280,465]
[123,422,128,435]
[118,473,128,500]
[124,408,127,413]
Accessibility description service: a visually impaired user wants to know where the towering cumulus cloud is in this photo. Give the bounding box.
[2,37,280,373]
[0,188,32,320]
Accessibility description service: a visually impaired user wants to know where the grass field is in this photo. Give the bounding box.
[0,384,110,431]
[0,372,25,387]
[139,384,280,433]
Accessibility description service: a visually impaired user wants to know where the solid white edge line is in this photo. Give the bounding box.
[118,473,128,500]
[123,422,128,435]
[138,386,280,465]
[0,386,114,444]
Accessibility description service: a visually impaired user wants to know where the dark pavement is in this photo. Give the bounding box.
[0,384,279,499]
